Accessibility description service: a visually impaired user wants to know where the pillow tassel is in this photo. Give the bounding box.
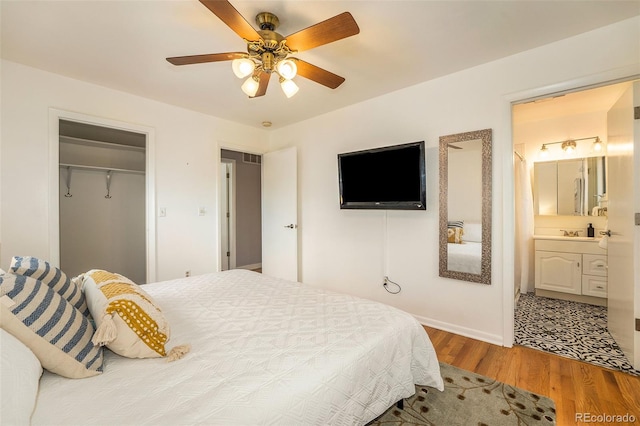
[92,314,118,346]
[166,344,191,362]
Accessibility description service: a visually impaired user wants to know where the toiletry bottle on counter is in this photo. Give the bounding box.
[587,223,594,237]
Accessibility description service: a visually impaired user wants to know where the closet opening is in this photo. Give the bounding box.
[58,119,148,283]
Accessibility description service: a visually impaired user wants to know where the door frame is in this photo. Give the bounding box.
[48,109,157,282]
[219,158,237,271]
[502,66,640,347]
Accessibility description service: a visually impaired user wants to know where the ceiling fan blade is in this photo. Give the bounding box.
[199,0,261,41]
[285,12,359,52]
[250,72,271,98]
[294,59,345,89]
[167,52,246,66]
[448,144,463,150]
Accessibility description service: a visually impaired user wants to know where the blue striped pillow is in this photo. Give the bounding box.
[9,256,90,317]
[0,274,103,378]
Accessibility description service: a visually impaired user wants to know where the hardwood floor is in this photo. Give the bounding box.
[424,326,640,425]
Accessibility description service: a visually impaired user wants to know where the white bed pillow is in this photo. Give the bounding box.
[1,328,43,425]
[464,223,483,243]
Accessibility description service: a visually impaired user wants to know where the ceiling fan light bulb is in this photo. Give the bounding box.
[280,79,299,98]
[241,76,260,97]
[276,59,297,80]
[232,58,255,79]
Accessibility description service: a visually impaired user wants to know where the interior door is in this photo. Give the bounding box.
[262,147,298,281]
[606,81,639,369]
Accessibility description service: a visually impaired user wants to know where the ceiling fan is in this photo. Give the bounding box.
[167,0,360,98]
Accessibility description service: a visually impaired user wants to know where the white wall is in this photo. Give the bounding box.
[1,17,638,346]
[268,17,640,344]
[1,60,269,280]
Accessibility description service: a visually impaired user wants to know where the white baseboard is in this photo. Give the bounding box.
[414,314,504,347]
[237,263,262,271]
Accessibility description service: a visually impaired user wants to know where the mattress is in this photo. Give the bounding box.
[31,269,443,425]
[447,241,482,274]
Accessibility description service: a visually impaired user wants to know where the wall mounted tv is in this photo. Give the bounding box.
[338,141,426,210]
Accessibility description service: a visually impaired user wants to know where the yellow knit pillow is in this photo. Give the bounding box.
[447,227,464,244]
[81,270,186,359]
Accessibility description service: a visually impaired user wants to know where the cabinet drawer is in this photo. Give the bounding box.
[582,275,608,298]
[583,254,607,276]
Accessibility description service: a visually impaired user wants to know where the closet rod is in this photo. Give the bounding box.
[59,163,144,175]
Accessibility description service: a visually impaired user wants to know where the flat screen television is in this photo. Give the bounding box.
[338,141,426,210]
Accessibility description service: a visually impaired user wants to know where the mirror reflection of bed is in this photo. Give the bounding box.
[447,222,482,274]
[439,128,492,284]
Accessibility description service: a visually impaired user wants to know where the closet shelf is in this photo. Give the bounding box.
[60,135,146,152]
[60,163,145,175]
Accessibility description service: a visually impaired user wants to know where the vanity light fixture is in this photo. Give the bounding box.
[539,144,549,158]
[561,139,576,153]
[593,137,603,152]
[538,136,601,156]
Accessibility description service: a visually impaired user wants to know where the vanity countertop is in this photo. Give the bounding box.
[533,235,602,242]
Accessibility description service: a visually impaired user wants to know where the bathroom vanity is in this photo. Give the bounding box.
[534,236,607,306]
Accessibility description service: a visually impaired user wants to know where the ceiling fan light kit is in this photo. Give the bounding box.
[166,0,360,99]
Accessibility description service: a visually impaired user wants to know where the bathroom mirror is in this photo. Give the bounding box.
[533,156,607,216]
[439,129,492,284]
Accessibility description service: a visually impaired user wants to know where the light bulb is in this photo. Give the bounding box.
[232,58,255,79]
[539,145,549,158]
[276,59,297,80]
[593,137,603,152]
[280,78,299,98]
[241,76,260,97]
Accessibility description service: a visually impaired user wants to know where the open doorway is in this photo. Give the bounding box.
[511,81,639,375]
[220,149,262,272]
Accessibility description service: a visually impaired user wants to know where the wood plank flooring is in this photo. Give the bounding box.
[424,326,640,425]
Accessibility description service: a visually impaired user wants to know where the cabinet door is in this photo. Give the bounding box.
[582,254,607,277]
[535,251,582,294]
[582,275,608,298]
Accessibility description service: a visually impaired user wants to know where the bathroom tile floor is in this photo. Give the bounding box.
[514,293,639,376]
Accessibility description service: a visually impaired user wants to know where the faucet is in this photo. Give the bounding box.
[560,230,581,237]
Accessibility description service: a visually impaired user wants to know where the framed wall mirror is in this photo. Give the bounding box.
[439,129,492,284]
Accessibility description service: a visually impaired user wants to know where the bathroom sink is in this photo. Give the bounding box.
[533,235,600,242]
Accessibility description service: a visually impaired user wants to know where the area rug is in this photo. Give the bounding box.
[368,362,556,425]
[514,293,639,376]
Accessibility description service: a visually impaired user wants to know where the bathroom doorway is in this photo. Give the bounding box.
[511,81,639,375]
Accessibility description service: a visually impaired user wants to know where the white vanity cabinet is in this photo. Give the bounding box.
[534,238,607,304]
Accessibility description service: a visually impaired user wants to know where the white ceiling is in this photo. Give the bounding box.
[2,1,639,130]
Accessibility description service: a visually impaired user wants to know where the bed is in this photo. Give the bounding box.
[17,269,443,425]
[447,241,482,274]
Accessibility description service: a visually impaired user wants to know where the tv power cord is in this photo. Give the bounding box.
[383,276,401,294]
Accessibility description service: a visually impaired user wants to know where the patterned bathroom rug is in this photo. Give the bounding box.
[368,362,556,425]
[515,293,639,376]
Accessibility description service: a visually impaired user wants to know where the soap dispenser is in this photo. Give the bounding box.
[587,223,594,238]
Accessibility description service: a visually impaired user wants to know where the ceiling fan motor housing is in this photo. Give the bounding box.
[256,12,279,31]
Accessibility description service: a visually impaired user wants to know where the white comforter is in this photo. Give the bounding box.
[447,241,482,274]
[32,270,443,426]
